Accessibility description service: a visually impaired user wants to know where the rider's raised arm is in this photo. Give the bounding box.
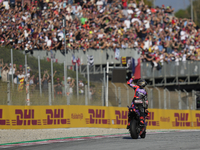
[127,76,138,90]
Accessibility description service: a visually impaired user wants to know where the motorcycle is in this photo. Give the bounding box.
[127,95,148,139]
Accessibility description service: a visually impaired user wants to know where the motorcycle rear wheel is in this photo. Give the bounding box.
[130,119,138,139]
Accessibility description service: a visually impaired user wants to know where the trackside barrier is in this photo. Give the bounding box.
[0,105,200,130]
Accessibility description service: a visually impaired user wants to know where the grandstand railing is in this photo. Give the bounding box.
[141,61,200,86]
[30,48,140,65]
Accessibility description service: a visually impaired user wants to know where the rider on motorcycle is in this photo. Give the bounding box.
[127,76,148,128]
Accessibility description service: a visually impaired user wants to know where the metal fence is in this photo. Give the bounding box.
[0,80,197,110]
[0,81,105,106]
[145,87,196,110]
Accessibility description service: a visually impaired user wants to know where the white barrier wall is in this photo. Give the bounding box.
[31,48,140,65]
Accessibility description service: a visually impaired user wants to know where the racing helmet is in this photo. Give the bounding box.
[137,79,146,88]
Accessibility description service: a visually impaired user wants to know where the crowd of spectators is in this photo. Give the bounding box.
[1,0,200,70]
[0,0,175,52]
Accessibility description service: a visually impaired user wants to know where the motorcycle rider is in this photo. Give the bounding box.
[127,76,148,128]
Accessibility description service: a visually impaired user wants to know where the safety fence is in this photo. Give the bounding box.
[0,81,197,110]
[146,87,197,110]
[0,81,104,106]
[0,105,200,130]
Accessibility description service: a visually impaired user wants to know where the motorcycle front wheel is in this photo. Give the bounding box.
[140,131,146,138]
[130,119,139,139]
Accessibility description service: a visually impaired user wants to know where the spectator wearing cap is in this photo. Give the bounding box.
[18,65,23,71]
[164,6,174,15]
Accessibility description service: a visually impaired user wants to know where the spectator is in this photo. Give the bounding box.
[1,63,9,82]
[10,0,15,8]
[67,77,75,94]
[13,70,19,84]
[8,63,16,81]
[18,70,25,91]
[35,76,40,91]
[18,65,23,72]
[48,70,57,83]
[42,70,49,93]
[79,80,84,94]
[89,87,95,100]
[54,78,64,96]
[29,74,35,92]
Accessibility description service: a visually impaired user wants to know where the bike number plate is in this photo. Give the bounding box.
[134,100,143,103]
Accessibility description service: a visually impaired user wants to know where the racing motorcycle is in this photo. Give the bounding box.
[127,95,148,139]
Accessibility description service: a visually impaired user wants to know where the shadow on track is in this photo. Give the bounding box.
[122,136,132,139]
[123,136,145,140]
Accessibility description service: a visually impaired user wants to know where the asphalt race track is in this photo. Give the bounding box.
[3,131,200,150]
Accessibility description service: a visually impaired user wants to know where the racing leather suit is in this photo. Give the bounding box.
[127,77,148,126]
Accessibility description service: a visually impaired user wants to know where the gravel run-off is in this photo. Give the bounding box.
[0,128,130,144]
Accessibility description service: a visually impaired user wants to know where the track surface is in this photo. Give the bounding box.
[3,131,200,150]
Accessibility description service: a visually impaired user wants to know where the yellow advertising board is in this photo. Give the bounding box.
[147,109,200,130]
[0,105,200,130]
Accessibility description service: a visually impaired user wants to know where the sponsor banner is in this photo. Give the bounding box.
[0,106,128,129]
[0,105,200,129]
[147,109,200,130]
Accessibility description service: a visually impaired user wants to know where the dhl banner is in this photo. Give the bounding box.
[0,105,200,129]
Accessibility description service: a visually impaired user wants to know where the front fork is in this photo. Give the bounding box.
[139,126,146,136]
[139,108,147,135]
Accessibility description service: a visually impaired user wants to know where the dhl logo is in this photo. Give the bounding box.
[172,113,191,127]
[12,109,41,126]
[85,109,110,124]
[43,109,70,125]
[0,109,10,125]
[113,110,128,125]
[194,113,200,127]
[147,112,159,126]
[121,57,126,64]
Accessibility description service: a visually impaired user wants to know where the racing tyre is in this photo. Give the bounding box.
[140,131,146,139]
[130,119,138,139]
